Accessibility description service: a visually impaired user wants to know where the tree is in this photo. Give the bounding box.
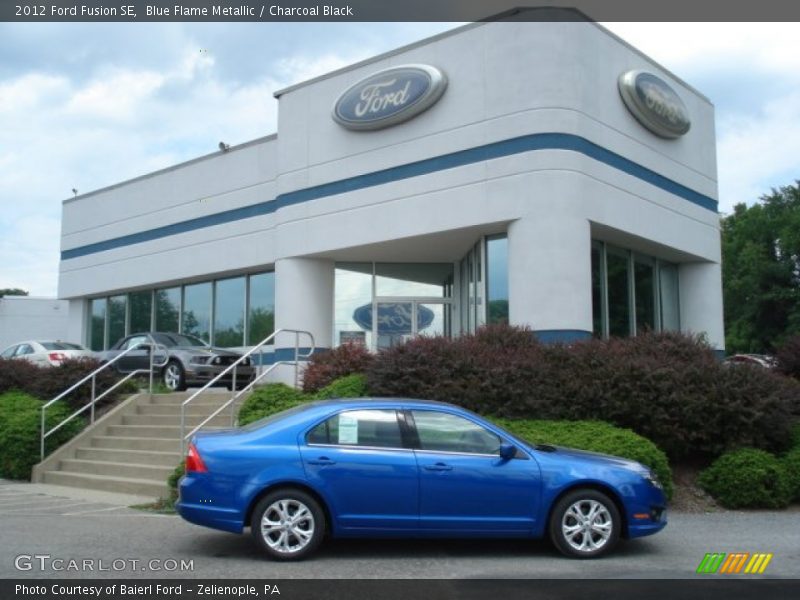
[0,288,28,298]
[722,181,800,353]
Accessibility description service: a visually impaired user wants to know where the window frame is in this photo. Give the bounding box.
[405,408,506,457]
[304,409,411,452]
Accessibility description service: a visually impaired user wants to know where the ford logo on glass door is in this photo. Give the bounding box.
[618,70,691,139]
[352,303,435,334]
[333,64,447,131]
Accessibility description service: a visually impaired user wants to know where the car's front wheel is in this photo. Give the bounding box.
[162,360,186,392]
[251,489,325,561]
[549,489,621,558]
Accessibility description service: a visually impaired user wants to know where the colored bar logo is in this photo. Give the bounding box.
[696,553,773,575]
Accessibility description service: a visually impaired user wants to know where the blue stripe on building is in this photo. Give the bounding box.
[62,133,718,260]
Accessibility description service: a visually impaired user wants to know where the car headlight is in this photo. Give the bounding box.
[644,470,663,490]
[190,356,209,365]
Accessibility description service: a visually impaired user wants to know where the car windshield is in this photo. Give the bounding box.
[41,342,84,350]
[152,333,209,348]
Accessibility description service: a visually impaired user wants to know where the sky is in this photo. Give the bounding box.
[0,21,798,296]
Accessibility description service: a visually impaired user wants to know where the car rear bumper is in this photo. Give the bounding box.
[176,501,244,534]
[176,475,244,534]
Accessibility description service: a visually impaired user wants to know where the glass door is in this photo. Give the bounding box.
[373,299,450,351]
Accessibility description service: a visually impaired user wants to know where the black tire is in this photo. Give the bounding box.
[549,489,621,558]
[251,489,325,561]
[162,360,186,392]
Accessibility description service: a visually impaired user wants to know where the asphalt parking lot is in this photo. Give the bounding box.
[1,480,798,579]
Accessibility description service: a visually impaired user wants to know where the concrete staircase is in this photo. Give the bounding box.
[33,391,243,499]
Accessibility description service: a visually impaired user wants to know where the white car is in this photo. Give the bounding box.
[0,340,94,367]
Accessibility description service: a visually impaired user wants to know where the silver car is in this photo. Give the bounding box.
[100,332,256,392]
[0,340,94,367]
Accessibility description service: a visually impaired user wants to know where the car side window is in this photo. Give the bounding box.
[124,336,148,350]
[411,410,502,455]
[307,409,403,449]
[15,344,34,356]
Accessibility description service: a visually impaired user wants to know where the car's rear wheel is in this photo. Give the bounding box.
[251,489,325,561]
[549,489,620,558]
[162,360,186,392]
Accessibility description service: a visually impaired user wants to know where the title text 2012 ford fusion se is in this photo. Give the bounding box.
[176,399,666,560]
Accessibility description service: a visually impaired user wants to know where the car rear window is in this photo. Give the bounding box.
[41,342,84,350]
[238,403,312,432]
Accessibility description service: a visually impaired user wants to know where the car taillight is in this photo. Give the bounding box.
[185,443,208,473]
[48,352,66,363]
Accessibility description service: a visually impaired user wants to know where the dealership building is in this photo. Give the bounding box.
[57,16,724,366]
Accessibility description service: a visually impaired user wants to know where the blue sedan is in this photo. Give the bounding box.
[177,398,667,560]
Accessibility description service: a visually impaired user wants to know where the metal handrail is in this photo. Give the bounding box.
[180,329,315,451]
[40,334,169,460]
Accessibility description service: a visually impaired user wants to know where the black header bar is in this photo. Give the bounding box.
[3,579,800,600]
[2,1,799,23]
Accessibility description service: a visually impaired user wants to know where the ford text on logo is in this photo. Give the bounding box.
[618,70,691,139]
[352,303,435,334]
[333,65,447,131]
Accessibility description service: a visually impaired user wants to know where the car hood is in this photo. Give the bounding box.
[531,444,647,474]
[176,347,242,357]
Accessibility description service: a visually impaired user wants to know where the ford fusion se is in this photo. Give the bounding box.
[176,399,666,560]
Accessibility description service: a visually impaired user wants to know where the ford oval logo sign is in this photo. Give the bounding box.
[333,64,447,131]
[352,303,435,334]
[618,70,691,139]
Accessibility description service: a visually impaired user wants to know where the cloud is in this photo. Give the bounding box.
[0,25,392,295]
[0,215,62,295]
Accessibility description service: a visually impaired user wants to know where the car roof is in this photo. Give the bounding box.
[298,397,463,414]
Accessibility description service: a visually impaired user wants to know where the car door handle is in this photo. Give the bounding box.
[423,463,453,471]
[308,457,336,466]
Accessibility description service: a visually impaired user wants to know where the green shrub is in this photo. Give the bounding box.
[790,423,800,449]
[0,357,137,410]
[366,326,798,459]
[302,343,374,393]
[782,447,800,501]
[698,448,793,509]
[238,383,308,426]
[0,391,85,480]
[776,334,800,380]
[167,463,185,503]
[492,419,673,499]
[312,373,368,400]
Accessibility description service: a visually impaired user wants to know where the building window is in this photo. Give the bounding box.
[88,298,106,351]
[86,271,274,350]
[486,235,509,325]
[182,282,212,343]
[214,277,245,347]
[129,290,153,333]
[107,295,127,348]
[591,241,680,339]
[155,287,180,333]
[334,263,373,349]
[247,272,275,345]
[591,242,605,337]
[334,262,453,350]
[634,256,656,333]
[659,263,680,331]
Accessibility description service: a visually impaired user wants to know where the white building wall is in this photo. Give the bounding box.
[0,297,71,349]
[56,17,725,353]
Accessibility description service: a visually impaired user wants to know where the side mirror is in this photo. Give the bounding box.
[499,443,517,461]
